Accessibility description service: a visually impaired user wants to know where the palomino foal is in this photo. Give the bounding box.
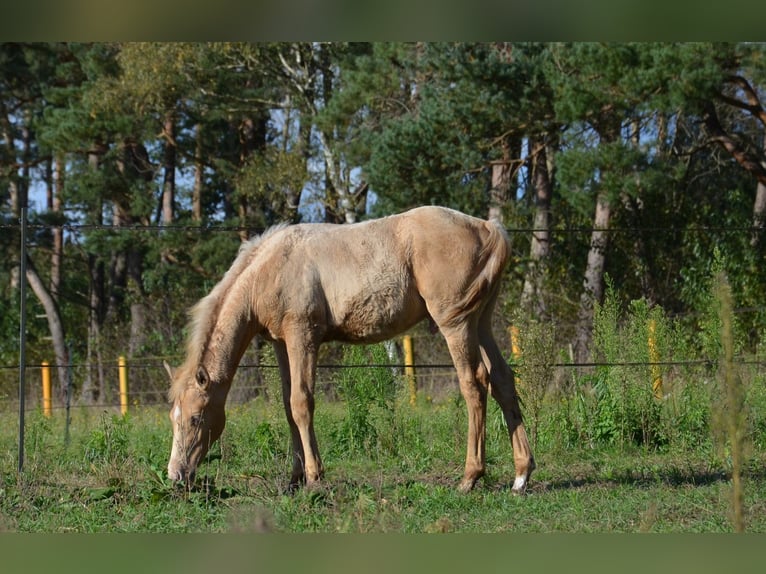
[167,206,535,493]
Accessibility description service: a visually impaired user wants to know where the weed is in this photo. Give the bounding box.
[329,344,397,458]
[711,272,748,532]
[510,311,557,451]
[83,413,131,464]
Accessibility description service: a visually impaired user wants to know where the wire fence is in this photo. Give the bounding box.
[2,221,765,235]
[3,353,765,416]
[4,216,766,434]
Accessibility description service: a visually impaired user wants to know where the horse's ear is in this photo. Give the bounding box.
[196,365,211,389]
[163,361,175,380]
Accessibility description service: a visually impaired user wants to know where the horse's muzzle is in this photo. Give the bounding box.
[168,465,195,484]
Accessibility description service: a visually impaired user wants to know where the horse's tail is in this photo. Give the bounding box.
[481,218,511,288]
[443,218,510,327]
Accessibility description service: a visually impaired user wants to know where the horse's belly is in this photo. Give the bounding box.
[328,291,427,343]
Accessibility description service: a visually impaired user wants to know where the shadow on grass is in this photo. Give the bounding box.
[526,459,766,494]
[536,470,729,493]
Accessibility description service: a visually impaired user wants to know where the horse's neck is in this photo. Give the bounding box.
[200,287,257,387]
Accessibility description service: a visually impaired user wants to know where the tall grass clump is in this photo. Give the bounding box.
[549,277,716,453]
[708,272,748,531]
[225,343,290,470]
[509,312,557,451]
[84,413,131,464]
[582,278,665,449]
[329,344,398,459]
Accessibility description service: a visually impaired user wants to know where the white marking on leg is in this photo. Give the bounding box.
[512,475,527,493]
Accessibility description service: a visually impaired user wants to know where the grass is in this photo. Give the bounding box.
[1,395,764,533]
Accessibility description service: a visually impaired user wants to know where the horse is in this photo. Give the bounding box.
[166,205,536,494]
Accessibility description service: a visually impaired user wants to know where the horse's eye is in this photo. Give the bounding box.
[190,414,202,426]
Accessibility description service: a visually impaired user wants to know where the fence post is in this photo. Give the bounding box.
[18,206,28,473]
[509,325,522,385]
[648,319,662,399]
[41,361,52,417]
[402,335,416,406]
[118,355,128,416]
[64,344,73,445]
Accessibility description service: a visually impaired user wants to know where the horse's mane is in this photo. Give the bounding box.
[168,223,290,401]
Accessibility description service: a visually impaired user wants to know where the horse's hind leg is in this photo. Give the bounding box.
[479,323,535,494]
[442,324,490,493]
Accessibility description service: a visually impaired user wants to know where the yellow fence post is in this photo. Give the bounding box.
[118,355,129,416]
[648,319,662,399]
[403,335,416,406]
[41,361,52,418]
[509,325,522,385]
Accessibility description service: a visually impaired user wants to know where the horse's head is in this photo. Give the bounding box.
[166,362,226,484]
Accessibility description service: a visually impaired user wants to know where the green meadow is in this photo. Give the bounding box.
[2,379,764,533]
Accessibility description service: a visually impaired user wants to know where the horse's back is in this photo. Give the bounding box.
[253,206,507,341]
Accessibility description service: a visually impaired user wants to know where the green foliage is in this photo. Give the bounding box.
[84,413,131,464]
[710,272,749,531]
[536,262,766,468]
[0,295,20,364]
[510,312,557,450]
[540,278,701,452]
[329,344,398,457]
[364,43,538,216]
[591,286,664,448]
[235,147,308,226]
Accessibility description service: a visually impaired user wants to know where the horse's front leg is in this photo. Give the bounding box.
[281,335,323,488]
[274,341,307,490]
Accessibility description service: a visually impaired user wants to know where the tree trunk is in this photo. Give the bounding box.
[572,190,611,364]
[50,154,64,302]
[622,119,656,302]
[237,113,269,239]
[520,136,553,317]
[316,44,349,224]
[193,123,204,222]
[280,101,301,222]
[703,101,766,187]
[753,180,766,246]
[488,136,519,224]
[6,109,30,292]
[280,43,359,224]
[751,134,766,246]
[127,248,147,356]
[108,186,129,320]
[81,144,107,405]
[114,138,152,360]
[162,110,176,225]
[82,252,105,405]
[25,257,69,399]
